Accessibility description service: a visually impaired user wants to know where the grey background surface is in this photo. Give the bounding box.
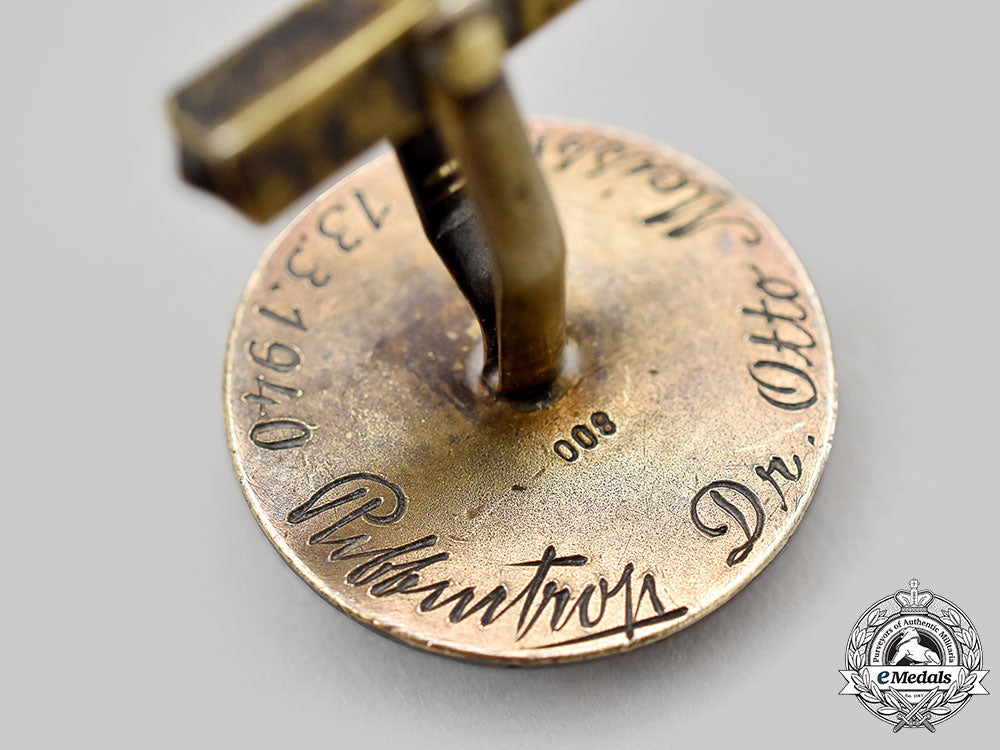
[4,0,996,746]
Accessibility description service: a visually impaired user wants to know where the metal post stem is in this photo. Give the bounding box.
[417,8,566,394]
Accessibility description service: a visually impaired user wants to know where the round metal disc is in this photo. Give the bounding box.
[224,122,836,664]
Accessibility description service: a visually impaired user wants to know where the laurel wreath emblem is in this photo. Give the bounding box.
[845,606,982,721]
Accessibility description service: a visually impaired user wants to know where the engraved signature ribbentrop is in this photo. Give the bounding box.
[286,474,687,647]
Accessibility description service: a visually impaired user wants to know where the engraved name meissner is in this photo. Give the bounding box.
[286,473,688,648]
[531,129,761,245]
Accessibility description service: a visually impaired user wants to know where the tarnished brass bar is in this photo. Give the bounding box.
[169,0,579,221]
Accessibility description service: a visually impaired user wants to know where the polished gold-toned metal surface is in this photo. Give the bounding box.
[224,122,836,664]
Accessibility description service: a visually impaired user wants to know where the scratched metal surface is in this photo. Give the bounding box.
[3,0,997,746]
[224,122,835,663]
